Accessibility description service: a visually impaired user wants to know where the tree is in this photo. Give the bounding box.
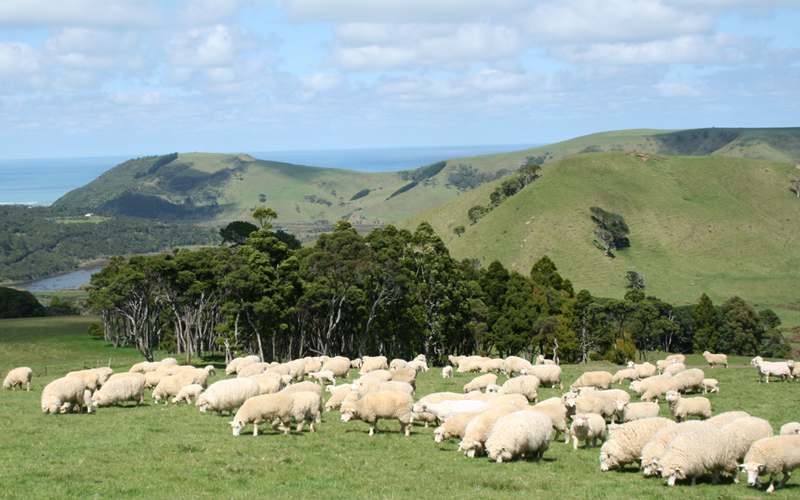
[719,296,762,356]
[624,269,645,290]
[590,207,630,256]
[468,205,485,224]
[219,221,258,248]
[453,226,465,237]
[252,206,278,229]
[692,293,718,353]
[791,179,800,198]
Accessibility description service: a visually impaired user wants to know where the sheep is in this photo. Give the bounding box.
[458,356,492,373]
[3,367,32,391]
[627,361,658,379]
[66,369,100,391]
[93,367,114,387]
[237,362,271,378]
[434,411,486,443]
[629,374,669,396]
[701,378,719,394]
[612,401,660,423]
[41,377,92,414]
[412,399,490,423]
[656,359,674,373]
[340,391,414,436]
[307,370,336,386]
[226,355,260,375]
[485,394,528,407]
[90,376,145,407]
[791,360,800,380]
[562,394,608,420]
[500,356,533,377]
[751,356,794,383]
[740,435,800,492]
[665,354,685,364]
[357,369,393,383]
[521,365,563,390]
[325,384,353,412]
[703,351,728,368]
[463,373,498,393]
[152,374,196,404]
[570,412,607,450]
[665,391,712,422]
[479,358,504,373]
[204,365,216,375]
[388,368,417,390]
[144,370,170,390]
[780,422,800,436]
[498,375,539,402]
[107,372,145,383]
[197,378,260,416]
[722,416,775,461]
[640,421,715,476]
[350,358,362,369]
[187,368,210,388]
[578,388,630,422]
[658,428,739,486]
[569,371,612,392]
[130,361,161,373]
[322,358,351,379]
[485,410,553,463]
[389,359,408,370]
[459,404,526,457]
[250,374,283,395]
[288,391,321,432]
[535,354,556,365]
[611,368,639,385]
[448,355,466,368]
[599,417,675,471]
[326,382,349,394]
[412,392,472,426]
[359,356,389,374]
[304,360,322,375]
[671,368,705,393]
[442,366,453,378]
[352,380,414,400]
[171,384,204,405]
[707,411,751,427]
[485,384,501,394]
[531,399,570,443]
[662,362,686,378]
[160,357,178,366]
[640,379,679,403]
[229,393,295,436]
[408,360,429,372]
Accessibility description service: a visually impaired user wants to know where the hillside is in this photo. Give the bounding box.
[399,151,800,306]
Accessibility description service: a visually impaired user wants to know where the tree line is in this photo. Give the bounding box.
[86,208,793,365]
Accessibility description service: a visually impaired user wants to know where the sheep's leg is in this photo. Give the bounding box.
[253,424,259,436]
[775,472,791,490]
[766,475,777,493]
[572,436,579,450]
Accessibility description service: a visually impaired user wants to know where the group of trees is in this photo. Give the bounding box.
[86,208,793,365]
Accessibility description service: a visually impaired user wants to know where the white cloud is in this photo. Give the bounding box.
[107,91,170,106]
[301,73,344,92]
[0,0,160,29]
[43,28,151,71]
[277,0,526,23]
[655,82,705,97]
[166,24,263,67]
[0,42,43,76]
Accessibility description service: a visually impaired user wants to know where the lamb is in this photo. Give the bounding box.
[479,358,504,373]
[322,358,351,378]
[412,392,472,426]
[640,379,679,403]
[229,393,295,436]
[702,378,719,394]
[612,401,660,423]
[531,399,570,443]
[611,368,639,385]
[171,384,204,405]
[780,422,800,436]
[665,354,685,364]
[350,358,362,369]
[498,375,539,402]
[751,356,794,383]
[569,371,612,392]
[500,356,533,377]
[459,404,526,457]
[307,370,336,386]
[521,365,563,390]
[3,367,32,391]
[389,359,408,370]
[463,373,498,393]
[441,366,453,378]
[340,391,414,436]
[703,351,728,368]
[707,411,751,427]
[91,376,145,407]
[407,360,429,372]
[225,355,260,375]
[250,374,283,395]
[434,411,486,443]
[662,362,686,378]
[152,374,196,404]
[671,368,705,393]
[740,435,800,492]
[412,399,490,423]
[287,391,321,432]
[41,377,92,414]
[359,356,389,374]
[627,361,658,379]
[197,378,260,416]
[535,354,556,365]
[570,412,607,450]
[640,421,714,476]
[485,410,553,463]
[629,374,669,395]
[658,428,739,486]
[66,369,101,391]
[665,391,711,422]
[599,417,675,471]
[722,416,774,461]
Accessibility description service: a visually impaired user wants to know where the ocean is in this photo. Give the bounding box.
[0,144,536,205]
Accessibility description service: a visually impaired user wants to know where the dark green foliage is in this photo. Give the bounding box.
[399,161,448,182]
[388,181,418,199]
[590,206,630,256]
[87,322,104,339]
[758,309,781,329]
[274,229,302,250]
[47,295,79,316]
[219,221,258,247]
[453,226,465,237]
[468,205,485,224]
[624,269,645,290]
[99,192,222,219]
[446,164,511,191]
[654,129,741,156]
[0,287,49,318]
[692,293,718,353]
[350,189,370,201]
[148,152,179,175]
[719,296,762,355]
[258,194,267,203]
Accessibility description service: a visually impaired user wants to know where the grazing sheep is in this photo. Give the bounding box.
[230,393,294,436]
[407,360,429,372]
[570,412,606,450]
[197,378,260,416]
[665,391,712,422]
[160,357,178,366]
[278,381,324,416]
[107,372,145,383]
[41,377,92,414]
[250,374,283,395]
[665,354,685,364]
[307,370,336,386]
[562,394,608,420]
[66,369,101,392]
[662,362,686,378]
[434,411,486,443]
[780,422,800,436]
[485,394,528,407]
[612,401,660,423]
[389,359,408,370]
[702,378,719,394]
[357,370,393,383]
[171,384,203,405]
[722,416,775,461]
[479,358,504,373]
[413,399,490,423]
[237,362,271,379]
[144,370,170,390]
[640,379,679,403]
[611,368,639,385]
[658,428,739,486]
[91,376,145,407]
[350,358,362,369]
[93,367,114,387]
[340,391,414,436]
[740,435,800,492]
[413,392,472,426]
[535,354,556,365]
[498,375,540,402]
[225,355,260,375]
[485,384,501,394]
[288,391,322,432]
[442,366,453,378]
[521,364,563,390]
[359,356,389,375]
[656,359,674,373]
[627,361,658,379]
[3,367,32,391]
[353,380,414,400]
[152,374,195,404]
[325,384,352,412]
[304,360,322,375]
[388,368,417,390]
[457,356,491,373]
[671,368,705,393]
[129,361,161,373]
[486,410,553,463]
[569,371,612,392]
[501,356,533,377]
[640,421,714,476]
[703,351,728,368]
[707,411,751,427]
[599,417,675,471]
[530,400,570,444]
[579,388,630,422]
[187,368,210,388]
[751,356,794,383]
[629,374,669,396]
[204,365,216,375]
[463,373,498,393]
[459,404,526,457]
[322,358,351,379]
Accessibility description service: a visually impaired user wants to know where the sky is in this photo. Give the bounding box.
[0,0,798,159]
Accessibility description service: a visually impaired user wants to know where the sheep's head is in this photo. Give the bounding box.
[340,403,357,422]
[599,452,617,471]
[571,414,588,429]
[612,399,626,412]
[433,427,445,444]
[412,402,427,413]
[626,361,635,368]
[665,391,680,405]
[661,465,684,486]
[739,462,765,487]
[229,420,245,436]
[642,458,659,477]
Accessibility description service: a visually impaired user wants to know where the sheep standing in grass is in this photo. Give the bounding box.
[413,399,490,423]
[485,410,552,463]
[198,378,260,416]
[579,388,630,422]
[407,360,429,372]
[340,391,414,437]
[442,366,453,379]
[640,379,679,403]
[535,354,556,365]
[612,401,659,423]
[412,392,471,426]
[479,358,504,373]
[666,354,685,364]
[530,399,570,444]
[722,416,774,461]
[325,385,352,412]
[230,393,294,436]
[630,374,669,396]
[66,369,100,392]
[740,435,800,492]
[751,356,794,383]
[599,417,675,471]
[225,355,260,375]
[702,379,719,394]
[656,359,674,373]
[570,413,606,450]
[91,377,145,407]
[250,374,283,395]
[627,361,657,379]
[501,356,533,377]
[172,384,204,405]
[611,368,639,385]
[434,411,486,443]
[640,421,714,476]
[107,372,145,383]
[353,380,414,399]
[665,391,711,422]
[562,394,608,420]
[359,356,389,375]
[498,375,540,402]
[569,371,612,392]
[237,362,270,378]
[3,367,32,391]
[703,351,728,368]
[460,404,525,458]
[521,365,563,389]
[780,422,800,436]
[463,373,497,393]
[706,411,750,427]
[153,374,195,404]
[658,428,739,486]
[288,392,321,432]
[41,377,92,414]
[322,359,351,379]
[662,363,686,378]
[671,368,705,393]
[307,370,336,386]
[93,367,114,387]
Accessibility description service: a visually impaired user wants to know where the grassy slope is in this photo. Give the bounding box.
[400,152,800,307]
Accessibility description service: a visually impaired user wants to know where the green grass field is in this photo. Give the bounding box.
[1,317,798,499]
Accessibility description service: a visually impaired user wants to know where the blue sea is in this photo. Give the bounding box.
[0,144,536,205]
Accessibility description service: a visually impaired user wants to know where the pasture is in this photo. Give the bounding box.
[1,318,798,499]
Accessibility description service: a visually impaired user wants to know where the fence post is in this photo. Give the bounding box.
[108,358,112,368]
[82,361,86,370]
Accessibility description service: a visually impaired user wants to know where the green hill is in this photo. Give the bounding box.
[399,151,800,306]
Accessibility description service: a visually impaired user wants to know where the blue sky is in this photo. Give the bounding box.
[0,0,798,159]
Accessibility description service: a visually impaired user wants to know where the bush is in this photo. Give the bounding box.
[350,189,370,201]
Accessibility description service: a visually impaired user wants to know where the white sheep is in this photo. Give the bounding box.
[611,368,639,385]
[129,361,161,373]
[304,360,322,375]
[671,368,705,393]
[702,378,719,394]
[107,372,145,383]
[237,362,271,378]
[412,399,490,423]
[434,411,486,443]
[459,404,526,457]
[662,362,686,378]
[535,354,556,365]
[463,373,498,393]
[407,360,429,372]
[204,365,216,375]
[780,422,800,436]
[498,375,540,402]
[41,377,92,414]
[144,370,169,389]
[703,351,728,368]
[658,427,739,486]
[665,391,712,422]
[521,364,563,390]
[160,357,178,366]
[484,394,528,407]
[640,379,679,403]
[751,356,794,383]
[353,380,414,400]
[442,366,453,378]
[350,358,362,369]
[152,374,195,404]
[325,384,352,412]
[66,369,100,392]
[656,359,674,373]
[740,435,800,492]
[412,392,472,426]
[448,355,466,368]
[93,367,114,387]
[322,358,351,378]
[722,416,775,461]
[197,378,260,416]
[388,368,417,390]
[629,374,669,396]
[479,358,504,373]
[640,420,714,476]
[599,417,675,471]
[91,376,145,407]
[356,369,393,383]
[612,400,660,423]
[3,367,32,391]
[340,391,414,436]
[171,384,204,405]
[457,356,491,373]
[485,384,501,394]
[288,391,321,432]
[359,356,389,375]
[485,410,553,463]
[250,374,283,395]
[225,355,260,375]
[627,361,658,379]
[562,394,608,420]
[569,371,612,392]
[531,399,570,444]
[389,359,408,370]
[578,388,630,422]
[707,411,751,427]
[666,354,685,364]
[230,393,294,436]
[307,370,336,386]
[570,412,606,450]
[500,356,533,377]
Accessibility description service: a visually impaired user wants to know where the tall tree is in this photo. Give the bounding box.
[692,293,718,353]
[719,296,762,356]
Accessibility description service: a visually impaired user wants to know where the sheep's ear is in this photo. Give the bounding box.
[738,464,746,470]
[757,463,765,472]
[656,467,663,472]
